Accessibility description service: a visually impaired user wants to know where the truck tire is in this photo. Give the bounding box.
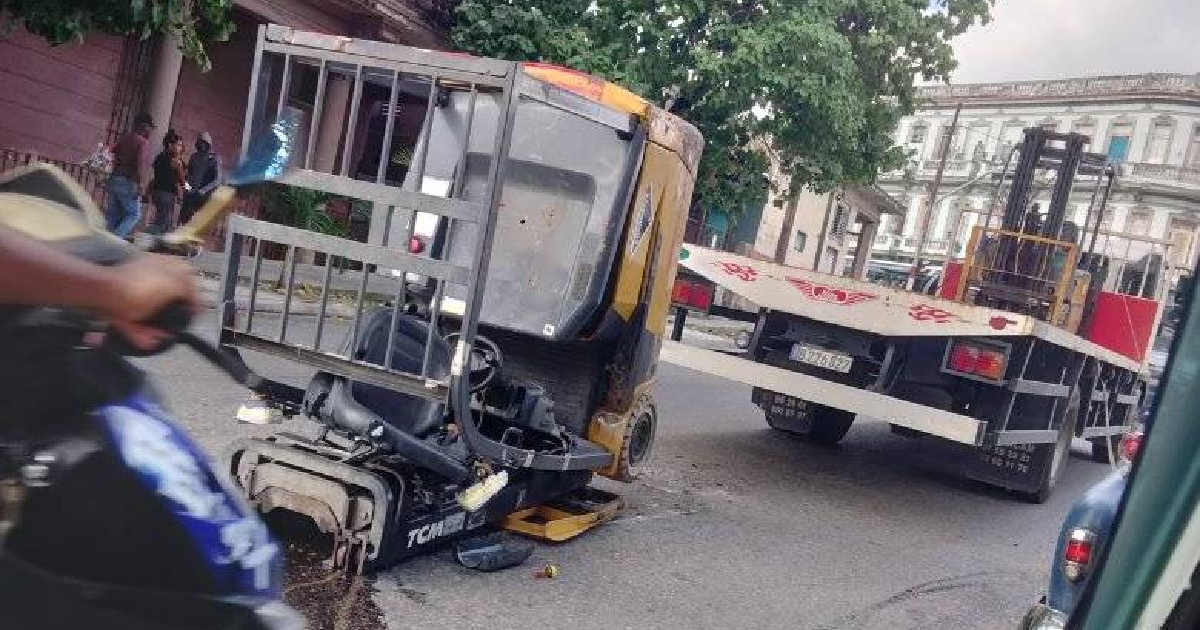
[766,404,855,446]
[1090,385,1140,464]
[1021,391,1079,504]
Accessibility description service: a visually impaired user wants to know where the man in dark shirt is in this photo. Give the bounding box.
[180,131,221,225]
[105,113,155,238]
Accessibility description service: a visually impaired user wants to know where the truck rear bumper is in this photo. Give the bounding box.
[659,341,987,445]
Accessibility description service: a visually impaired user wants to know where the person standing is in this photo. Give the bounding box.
[180,131,221,225]
[148,130,186,235]
[105,113,156,237]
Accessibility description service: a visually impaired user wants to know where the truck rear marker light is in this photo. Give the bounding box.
[945,339,1008,381]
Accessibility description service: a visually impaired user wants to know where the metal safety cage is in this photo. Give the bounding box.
[216,25,583,472]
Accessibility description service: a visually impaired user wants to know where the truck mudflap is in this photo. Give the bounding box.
[660,341,987,445]
[965,443,1056,495]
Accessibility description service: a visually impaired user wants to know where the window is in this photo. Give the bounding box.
[1107,121,1134,163]
[908,123,927,146]
[997,122,1025,159]
[1071,117,1097,148]
[1146,117,1173,164]
[793,231,807,252]
[830,203,850,240]
[1128,209,1151,236]
[1185,125,1200,168]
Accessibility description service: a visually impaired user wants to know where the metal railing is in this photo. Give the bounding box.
[1125,162,1200,186]
[956,226,1080,325]
[0,148,106,204]
[218,25,517,407]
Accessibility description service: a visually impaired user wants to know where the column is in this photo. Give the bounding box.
[313,74,353,174]
[144,33,186,149]
[853,218,878,279]
[1126,113,1152,163]
[1150,207,1171,240]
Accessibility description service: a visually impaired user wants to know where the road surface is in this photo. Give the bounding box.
[145,317,1111,630]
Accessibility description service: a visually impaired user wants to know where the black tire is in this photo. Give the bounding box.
[766,404,855,446]
[1021,391,1079,504]
[613,394,657,482]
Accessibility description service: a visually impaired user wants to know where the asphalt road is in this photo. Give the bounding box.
[145,316,1113,630]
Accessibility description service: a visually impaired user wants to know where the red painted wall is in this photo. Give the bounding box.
[170,11,261,170]
[0,27,123,163]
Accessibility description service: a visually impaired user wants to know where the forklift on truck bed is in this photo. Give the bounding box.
[215,25,702,572]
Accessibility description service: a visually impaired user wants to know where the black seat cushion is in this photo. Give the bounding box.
[342,307,450,438]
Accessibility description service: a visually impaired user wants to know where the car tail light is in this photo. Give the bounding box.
[671,278,713,312]
[1118,430,1143,464]
[945,339,1008,381]
[1062,528,1096,582]
[409,236,425,254]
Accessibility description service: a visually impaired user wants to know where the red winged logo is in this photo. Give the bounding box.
[786,277,877,306]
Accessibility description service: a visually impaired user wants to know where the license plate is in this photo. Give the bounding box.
[789,344,853,374]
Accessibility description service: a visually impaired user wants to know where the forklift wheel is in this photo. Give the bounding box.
[614,395,657,482]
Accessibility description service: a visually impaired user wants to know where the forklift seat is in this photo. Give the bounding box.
[340,307,451,438]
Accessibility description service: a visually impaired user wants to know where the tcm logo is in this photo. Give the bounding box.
[787,278,877,306]
[406,511,485,548]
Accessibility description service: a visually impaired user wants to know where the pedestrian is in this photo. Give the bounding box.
[148,129,186,235]
[180,131,221,225]
[105,112,155,238]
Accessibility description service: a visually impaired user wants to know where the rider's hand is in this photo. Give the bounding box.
[100,254,198,352]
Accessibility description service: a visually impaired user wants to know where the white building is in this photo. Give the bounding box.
[875,73,1200,290]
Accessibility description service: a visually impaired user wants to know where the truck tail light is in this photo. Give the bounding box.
[672,278,713,312]
[945,339,1008,381]
[1062,528,1096,582]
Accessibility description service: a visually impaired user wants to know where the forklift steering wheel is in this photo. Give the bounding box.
[443,332,503,393]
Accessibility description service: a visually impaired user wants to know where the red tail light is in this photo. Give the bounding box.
[672,278,714,311]
[945,340,1008,381]
[409,237,425,254]
[1064,539,1092,564]
[1119,431,1143,463]
[1063,528,1096,582]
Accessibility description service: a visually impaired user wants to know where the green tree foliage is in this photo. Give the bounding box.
[0,0,236,71]
[450,0,992,215]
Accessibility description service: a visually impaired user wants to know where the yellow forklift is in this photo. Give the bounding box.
[216,25,702,571]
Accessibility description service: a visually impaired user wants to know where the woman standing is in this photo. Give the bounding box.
[149,130,186,235]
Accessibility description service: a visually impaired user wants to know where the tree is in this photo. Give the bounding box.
[450,0,992,218]
[0,0,236,71]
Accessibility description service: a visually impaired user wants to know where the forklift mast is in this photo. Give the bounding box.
[961,127,1112,325]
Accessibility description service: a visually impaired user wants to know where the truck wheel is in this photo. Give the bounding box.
[1090,386,1140,464]
[1021,391,1079,504]
[766,405,854,446]
[613,394,657,482]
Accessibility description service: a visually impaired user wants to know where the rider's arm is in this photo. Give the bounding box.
[0,226,197,348]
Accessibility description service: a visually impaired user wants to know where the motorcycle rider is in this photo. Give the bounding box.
[0,223,196,351]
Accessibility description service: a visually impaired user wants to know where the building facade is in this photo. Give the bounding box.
[0,0,447,204]
[875,73,1200,291]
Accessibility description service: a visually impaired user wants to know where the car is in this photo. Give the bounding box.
[1021,428,1145,630]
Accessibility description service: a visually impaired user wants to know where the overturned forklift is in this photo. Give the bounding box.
[215,26,702,572]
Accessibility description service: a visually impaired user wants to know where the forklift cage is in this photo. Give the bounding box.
[215,25,548,469]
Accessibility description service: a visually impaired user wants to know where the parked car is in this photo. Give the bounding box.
[1021,427,1145,629]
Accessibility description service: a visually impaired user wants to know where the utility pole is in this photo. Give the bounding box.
[773,195,799,264]
[907,102,962,289]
